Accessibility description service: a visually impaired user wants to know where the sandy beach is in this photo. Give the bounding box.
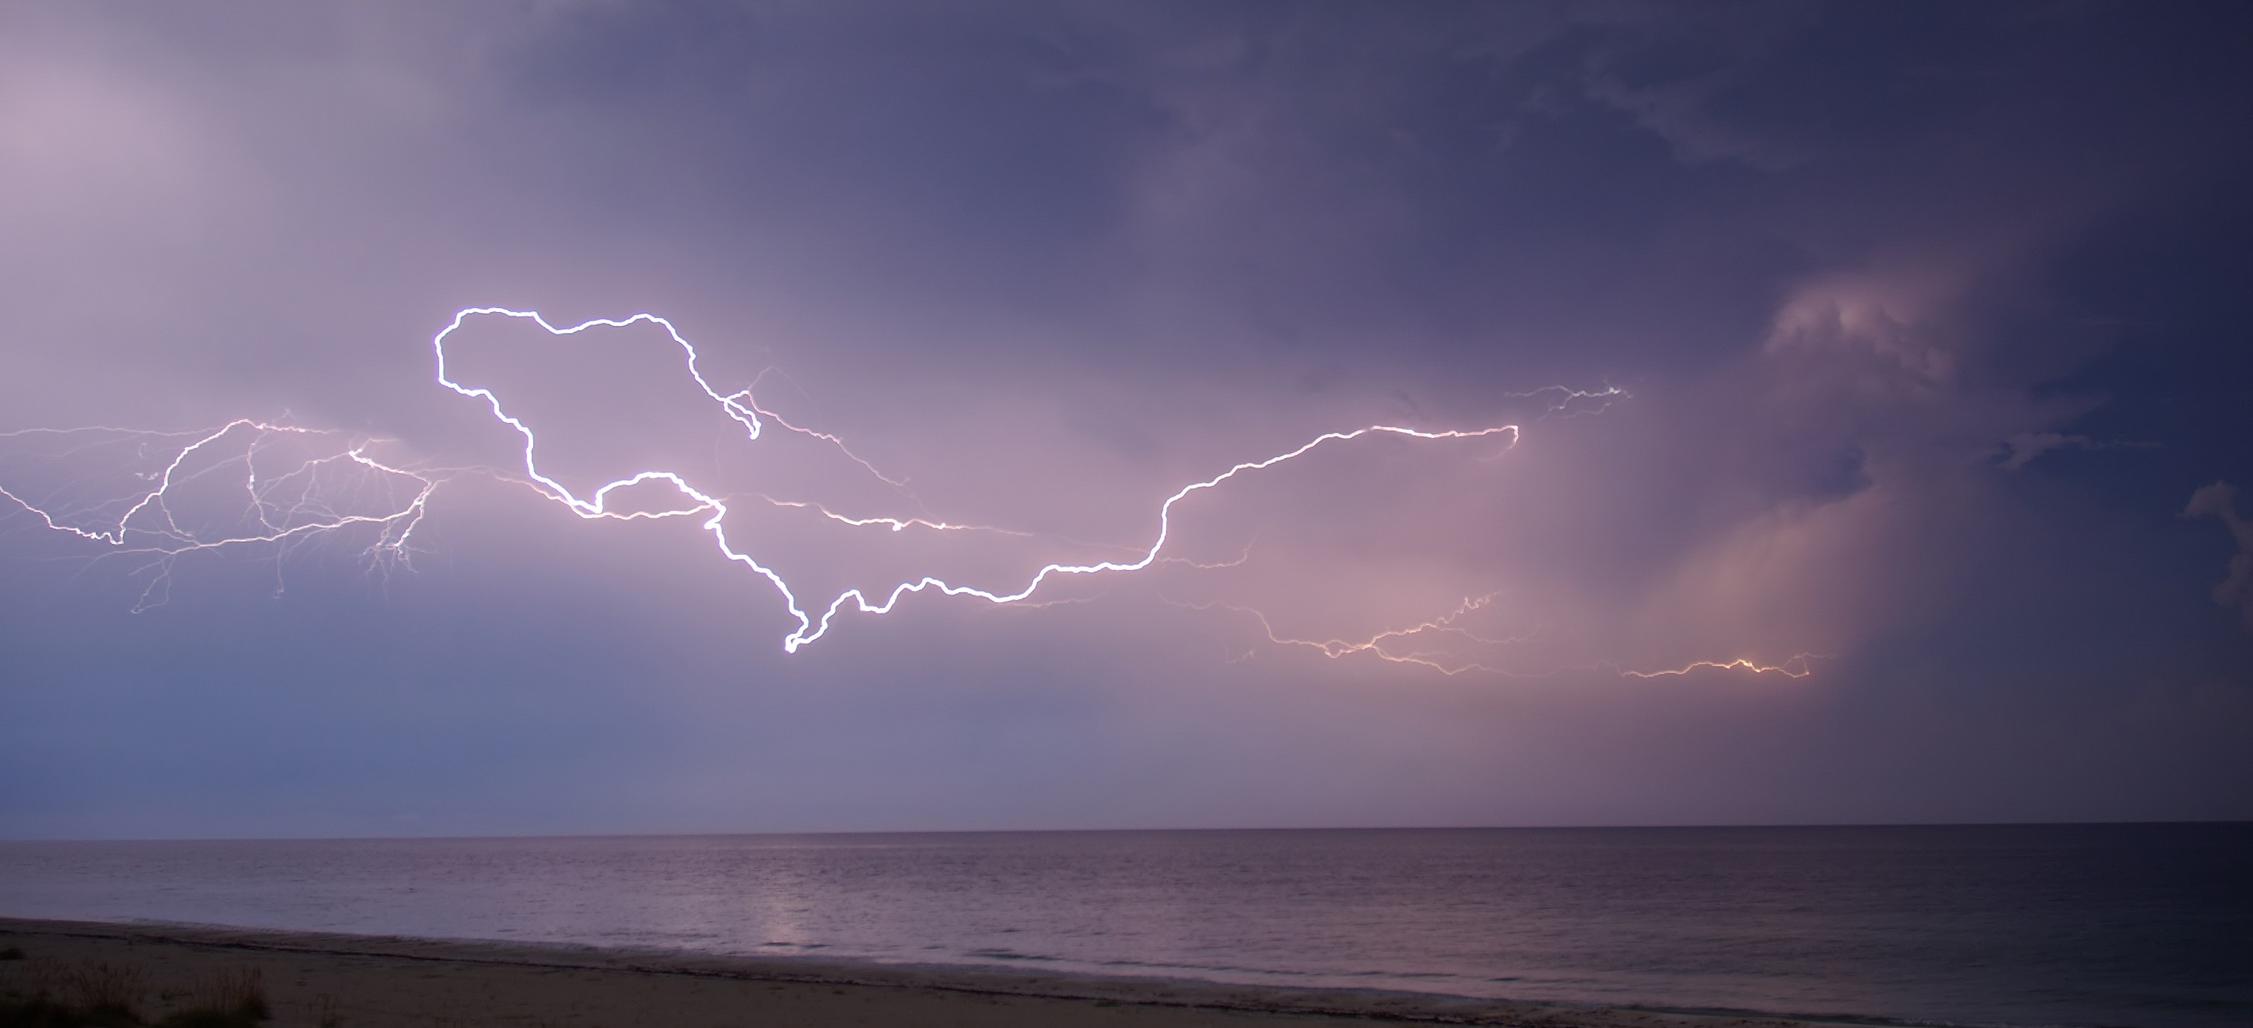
[0,917,1830,1028]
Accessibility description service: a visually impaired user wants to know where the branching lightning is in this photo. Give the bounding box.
[1620,655,1822,679]
[434,307,1524,652]
[732,367,914,492]
[0,306,1816,679]
[1178,593,1822,680]
[0,420,463,610]
[749,495,1038,538]
[1182,593,1535,677]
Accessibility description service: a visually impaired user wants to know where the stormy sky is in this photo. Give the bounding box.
[2,1,2249,839]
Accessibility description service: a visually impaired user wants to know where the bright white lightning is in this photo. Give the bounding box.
[0,306,1813,680]
[0,420,452,611]
[431,307,1521,653]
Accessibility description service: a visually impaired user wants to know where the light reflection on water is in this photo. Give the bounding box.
[3,824,2247,1028]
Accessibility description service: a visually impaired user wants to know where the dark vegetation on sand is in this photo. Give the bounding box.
[1,953,278,1028]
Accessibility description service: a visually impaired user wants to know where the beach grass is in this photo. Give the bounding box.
[1,957,269,1028]
[0,917,1827,1028]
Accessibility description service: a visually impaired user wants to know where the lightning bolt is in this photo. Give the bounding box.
[730,367,914,492]
[433,305,1521,652]
[1171,593,1533,677]
[1619,654,1823,679]
[1507,383,1630,420]
[1179,592,1819,680]
[0,420,458,611]
[0,305,1814,679]
[750,495,1039,538]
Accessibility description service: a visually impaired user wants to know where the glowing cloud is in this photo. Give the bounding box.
[430,308,1523,653]
[0,307,1811,679]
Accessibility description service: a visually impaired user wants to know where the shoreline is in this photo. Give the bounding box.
[2,916,1834,1027]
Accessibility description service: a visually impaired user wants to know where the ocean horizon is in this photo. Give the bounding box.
[5,822,2246,1027]
[15,816,2250,844]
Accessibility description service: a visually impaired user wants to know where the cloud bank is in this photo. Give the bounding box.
[1,2,2248,837]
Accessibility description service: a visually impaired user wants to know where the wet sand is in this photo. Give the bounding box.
[0,917,1822,1027]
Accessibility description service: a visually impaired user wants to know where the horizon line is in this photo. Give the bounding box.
[6,816,2248,845]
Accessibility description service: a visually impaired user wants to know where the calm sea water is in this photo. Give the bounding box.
[2,825,2246,1027]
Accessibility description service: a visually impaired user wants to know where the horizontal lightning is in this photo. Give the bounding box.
[0,306,1815,680]
[1620,655,1822,679]
[729,367,913,491]
[1177,593,1533,677]
[433,306,1522,652]
[1180,593,1816,680]
[0,420,453,611]
[752,494,1038,537]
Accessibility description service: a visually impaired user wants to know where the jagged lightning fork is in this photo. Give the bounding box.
[729,366,912,491]
[432,307,1523,653]
[1506,383,1629,420]
[1173,593,1540,677]
[0,420,453,611]
[1620,654,1824,679]
[5,307,1806,679]
[752,494,1038,537]
[751,492,1259,572]
[1178,593,1824,680]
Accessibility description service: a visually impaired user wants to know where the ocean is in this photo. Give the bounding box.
[1,824,2245,1027]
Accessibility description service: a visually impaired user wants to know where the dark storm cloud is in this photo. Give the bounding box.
[1,1,2249,838]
